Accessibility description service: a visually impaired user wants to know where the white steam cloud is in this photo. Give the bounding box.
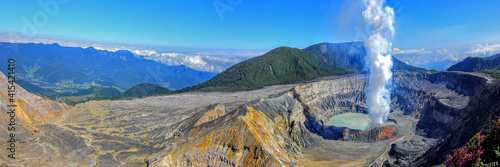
[362,0,395,127]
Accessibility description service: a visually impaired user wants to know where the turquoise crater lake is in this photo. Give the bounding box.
[327,113,371,130]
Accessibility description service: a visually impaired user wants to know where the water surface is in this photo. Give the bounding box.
[327,113,370,130]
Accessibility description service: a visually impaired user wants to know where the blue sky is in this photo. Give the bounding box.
[1,0,500,71]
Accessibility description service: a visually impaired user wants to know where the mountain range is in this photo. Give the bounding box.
[447,53,500,79]
[447,54,500,72]
[0,42,217,93]
[3,41,425,101]
[189,42,425,91]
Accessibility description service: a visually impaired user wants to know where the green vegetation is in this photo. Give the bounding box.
[186,46,347,91]
[447,56,500,79]
[480,69,500,80]
[57,86,123,106]
[71,86,122,97]
[63,100,80,106]
[445,119,500,167]
[18,80,175,105]
[16,79,61,99]
[16,81,124,105]
[448,57,498,72]
[123,83,172,97]
[33,62,91,84]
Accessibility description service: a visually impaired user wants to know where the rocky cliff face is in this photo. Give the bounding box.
[386,72,499,166]
[1,71,499,166]
[0,73,70,164]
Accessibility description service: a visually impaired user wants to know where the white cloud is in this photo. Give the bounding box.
[392,46,463,70]
[136,52,214,72]
[392,42,500,70]
[393,47,432,55]
[445,54,459,62]
[93,46,120,52]
[132,49,158,56]
[134,51,263,72]
[436,48,448,54]
[466,44,500,57]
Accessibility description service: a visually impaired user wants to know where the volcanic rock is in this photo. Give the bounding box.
[0,71,499,167]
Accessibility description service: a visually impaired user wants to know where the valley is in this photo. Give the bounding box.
[0,42,217,93]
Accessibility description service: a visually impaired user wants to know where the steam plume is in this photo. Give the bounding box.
[362,0,395,126]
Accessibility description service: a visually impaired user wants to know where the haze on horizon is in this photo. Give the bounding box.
[1,0,499,71]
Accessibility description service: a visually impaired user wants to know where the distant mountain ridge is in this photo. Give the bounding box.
[304,42,366,72]
[447,54,500,79]
[447,56,500,72]
[485,53,500,59]
[0,42,217,92]
[187,42,425,91]
[305,42,426,73]
[188,46,345,91]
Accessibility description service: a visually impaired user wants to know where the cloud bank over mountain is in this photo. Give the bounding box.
[393,42,500,70]
[133,50,263,72]
[0,35,263,73]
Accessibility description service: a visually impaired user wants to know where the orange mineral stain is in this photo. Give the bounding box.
[376,127,395,141]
